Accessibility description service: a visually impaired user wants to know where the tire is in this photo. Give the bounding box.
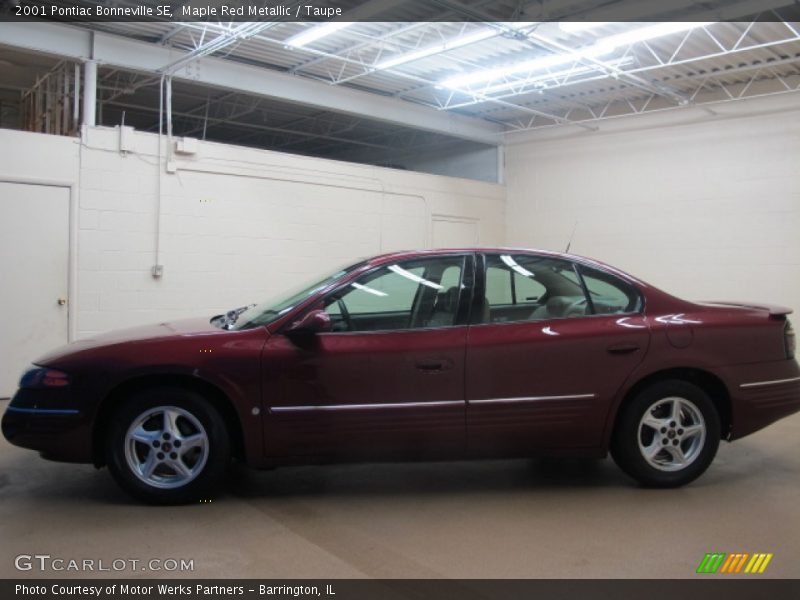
[610,379,720,488]
[105,387,230,504]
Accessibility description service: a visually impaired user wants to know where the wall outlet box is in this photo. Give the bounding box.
[175,137,199,155]
[151,264,164,278]
[119,125,135,153]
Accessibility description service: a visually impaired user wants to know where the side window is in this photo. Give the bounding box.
[514,271,546,303]
[481,254,585,323]
[577,265,641,314]
[485,265,547,307]
[323,256,465,332]
[485,266,513,305]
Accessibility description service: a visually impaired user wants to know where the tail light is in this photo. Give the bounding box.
[20,366,71,388]
[786,320,796,359]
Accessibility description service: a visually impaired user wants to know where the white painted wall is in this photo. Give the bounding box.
[0,127,505,340]
[505,94,800,312]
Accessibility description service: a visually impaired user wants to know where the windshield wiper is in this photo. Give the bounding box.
[212,304,256,330]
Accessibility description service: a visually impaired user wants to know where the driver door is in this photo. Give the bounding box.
[261,254,473,461]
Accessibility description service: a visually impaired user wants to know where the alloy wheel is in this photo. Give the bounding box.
[124,405,209,489]
[637,396,706,472]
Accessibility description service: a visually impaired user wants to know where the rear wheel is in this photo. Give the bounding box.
[106,387,230,504]
[611,380,720,487]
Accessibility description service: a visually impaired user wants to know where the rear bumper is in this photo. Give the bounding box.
[1,389,94,463]
[725,361,800,440]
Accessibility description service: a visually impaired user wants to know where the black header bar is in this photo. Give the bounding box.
[1,0,798,23]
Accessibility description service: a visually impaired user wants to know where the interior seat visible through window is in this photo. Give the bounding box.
[478,253,642,324]
[480,254,583,324]
[427,286,461,328]
[530,296,580,320]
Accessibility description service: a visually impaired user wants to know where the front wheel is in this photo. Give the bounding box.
[611,380,720,487]
[105,387,230,504]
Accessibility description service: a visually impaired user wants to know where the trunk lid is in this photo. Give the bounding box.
[697,301,793,317]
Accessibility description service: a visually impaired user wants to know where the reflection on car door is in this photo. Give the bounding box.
[261,254,473,461]
[466,253,650,456]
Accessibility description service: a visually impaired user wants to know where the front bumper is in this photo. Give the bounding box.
[1,388,94,462]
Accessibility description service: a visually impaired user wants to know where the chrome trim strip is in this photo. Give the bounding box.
[739,376,800,389]
[270,400,464,413]
[468,394,596,405]
[5,406,80,415]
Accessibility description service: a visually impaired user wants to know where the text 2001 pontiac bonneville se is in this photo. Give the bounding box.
[3,248,798,503]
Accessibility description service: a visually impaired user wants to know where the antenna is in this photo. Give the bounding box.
[565,220,578,253]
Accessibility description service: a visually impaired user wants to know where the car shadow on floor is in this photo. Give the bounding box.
[2,441,784,506]
[0,455,612,505]
[226,457,636,501]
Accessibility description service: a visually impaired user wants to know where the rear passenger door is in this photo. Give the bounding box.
[465,253,650,456]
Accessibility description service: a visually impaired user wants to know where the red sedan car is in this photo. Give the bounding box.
[3,248,798,503]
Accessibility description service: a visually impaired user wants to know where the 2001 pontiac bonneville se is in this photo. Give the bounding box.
[3,249,799,503]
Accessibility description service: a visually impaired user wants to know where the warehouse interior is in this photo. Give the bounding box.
[1,0,799,579]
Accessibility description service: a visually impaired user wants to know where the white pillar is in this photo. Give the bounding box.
[82,59,97,128]
[496,144,505,185]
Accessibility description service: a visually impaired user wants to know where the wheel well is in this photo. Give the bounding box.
[615,368,732,440]
[92,374,246,467]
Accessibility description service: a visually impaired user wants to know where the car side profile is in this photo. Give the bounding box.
[3,248,799,503]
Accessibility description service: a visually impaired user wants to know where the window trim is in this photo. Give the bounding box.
[471,252,645,327]
[509,267,517,305]
[573,263,596,315]
[281,253,475,336]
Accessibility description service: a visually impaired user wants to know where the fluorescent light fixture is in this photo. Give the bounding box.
[285,22,352,48]
[351,282,388,297]
[375,28,498,70]
[594,21,712,53]
[477,57,633,95]
[559,22,610,33]
[388,265,442,290]
[441,22,712,89]
[442,46,610,88]
[374,23,537,71]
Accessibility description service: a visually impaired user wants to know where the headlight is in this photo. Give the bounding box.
[19,365,71,388]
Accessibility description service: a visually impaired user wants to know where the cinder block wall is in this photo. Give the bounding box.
[0,127,505,339]
[504,94,800,312]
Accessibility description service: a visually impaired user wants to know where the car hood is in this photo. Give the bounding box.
[35,317,225,365]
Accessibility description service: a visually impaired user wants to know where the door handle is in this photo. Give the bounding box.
[415,360,450,372]
[607,343,640,355]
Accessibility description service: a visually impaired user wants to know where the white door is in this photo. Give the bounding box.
[0,182,70,398]
[432,216,479,248]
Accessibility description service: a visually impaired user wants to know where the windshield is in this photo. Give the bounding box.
[229,260,365,330]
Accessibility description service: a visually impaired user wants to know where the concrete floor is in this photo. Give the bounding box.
[1,398,798,579]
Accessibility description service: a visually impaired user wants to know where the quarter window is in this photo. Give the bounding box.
[323,256,466,332]
[577,265,641,314]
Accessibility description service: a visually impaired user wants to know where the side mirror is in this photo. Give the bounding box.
[286,310,332,336]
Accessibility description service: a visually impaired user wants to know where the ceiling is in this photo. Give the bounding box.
[1,0,799,172]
